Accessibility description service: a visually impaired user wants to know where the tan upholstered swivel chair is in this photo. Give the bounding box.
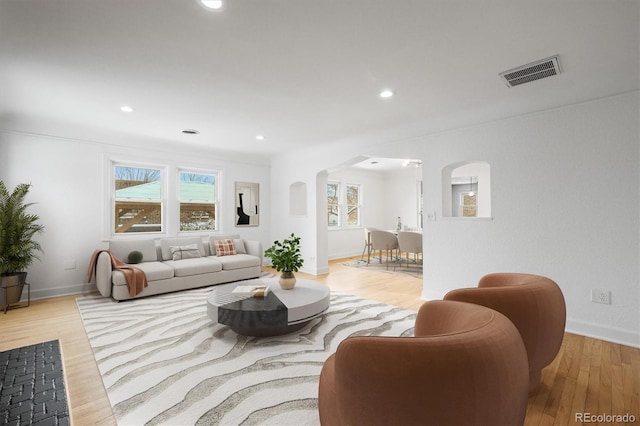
[395,231,423,272]
[360,227,379,263]
[368,229,398,269]
[444,273,566,393]
[318,300,530,426]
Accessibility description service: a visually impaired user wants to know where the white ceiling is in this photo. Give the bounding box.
[1,0,638,157]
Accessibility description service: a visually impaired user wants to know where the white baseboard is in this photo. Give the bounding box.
[28,283,97,301]
[565,319,640,348]
[421,289,447,301]
[328,251,362,260]
[301,266,330,276]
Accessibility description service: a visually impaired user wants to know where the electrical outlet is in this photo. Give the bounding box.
[591,289,611,305]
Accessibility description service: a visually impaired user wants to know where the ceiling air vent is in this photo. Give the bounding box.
[499,55,561,88]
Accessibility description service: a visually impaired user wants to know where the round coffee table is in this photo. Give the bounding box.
[206,277,330,336]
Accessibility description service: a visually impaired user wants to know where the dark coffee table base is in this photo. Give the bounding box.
[231,321,309,337]
[207,278,330,337]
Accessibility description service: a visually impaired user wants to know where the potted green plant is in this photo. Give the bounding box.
[264,233,304,289]
[0,181,44,311]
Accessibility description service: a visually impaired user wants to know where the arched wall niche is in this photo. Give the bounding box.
[289,181,307,216]
[442,161,492,218]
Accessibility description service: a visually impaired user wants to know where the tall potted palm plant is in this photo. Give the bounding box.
[0,181,44,310]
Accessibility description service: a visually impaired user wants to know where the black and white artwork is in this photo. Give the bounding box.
[235,182,259,227]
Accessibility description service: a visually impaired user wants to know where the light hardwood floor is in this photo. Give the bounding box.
[1,257,638,426]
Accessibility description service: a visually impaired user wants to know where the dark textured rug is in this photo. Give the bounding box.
[0,340,70,426]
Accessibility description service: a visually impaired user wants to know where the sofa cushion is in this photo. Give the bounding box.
[160,237,205,261]
[170,244,201,260]
[233,239,247,254]
[163,257,223,277]
[214,239,237,256]
[112,261,174,285]
[208,234,240,255]
[212,254,261,271]
[109,239,158,263]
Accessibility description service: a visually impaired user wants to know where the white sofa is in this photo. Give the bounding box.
[94,234,263,301]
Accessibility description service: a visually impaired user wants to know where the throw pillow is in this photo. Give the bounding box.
[170,244,201,261]
[127,250,144,264]
[214,239,237,256]
[233,239,247,254]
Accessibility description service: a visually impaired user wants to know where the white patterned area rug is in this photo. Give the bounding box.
[76,286,416,426]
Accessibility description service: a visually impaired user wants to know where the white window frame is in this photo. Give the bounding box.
[110,160,167,238]
[327,181,362,229]
[177,168,220,232]
[345,183,361,227]
[327,181,341,227]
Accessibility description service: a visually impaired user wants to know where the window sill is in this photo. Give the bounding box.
[328,226,363,231]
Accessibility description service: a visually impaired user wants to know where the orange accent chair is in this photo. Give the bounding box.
[444,273,566,393]
[318,300,530,426]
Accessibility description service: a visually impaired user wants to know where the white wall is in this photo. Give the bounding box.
[419,92,639,347]
[0,130,272,300]
[382,167,423,230]
[271,92,640,347]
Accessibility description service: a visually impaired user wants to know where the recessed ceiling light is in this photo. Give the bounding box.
[379,90,394,98]
[256,135,265,140]
[120,105,135,112]
[182,129,200,135]
[200,0,224,10]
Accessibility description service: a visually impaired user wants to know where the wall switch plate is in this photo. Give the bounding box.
[63,259,76,270]
[591,288,611,304]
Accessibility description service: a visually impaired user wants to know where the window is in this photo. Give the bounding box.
[327,182,361,227]
[346,183,360,226]
[110,162,223,237]
[179,171,218,231]
[461,192,477,217]
[327,182,340,227]
[114,165,164,234]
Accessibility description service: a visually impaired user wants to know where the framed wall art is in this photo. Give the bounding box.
[235,181,259,227]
